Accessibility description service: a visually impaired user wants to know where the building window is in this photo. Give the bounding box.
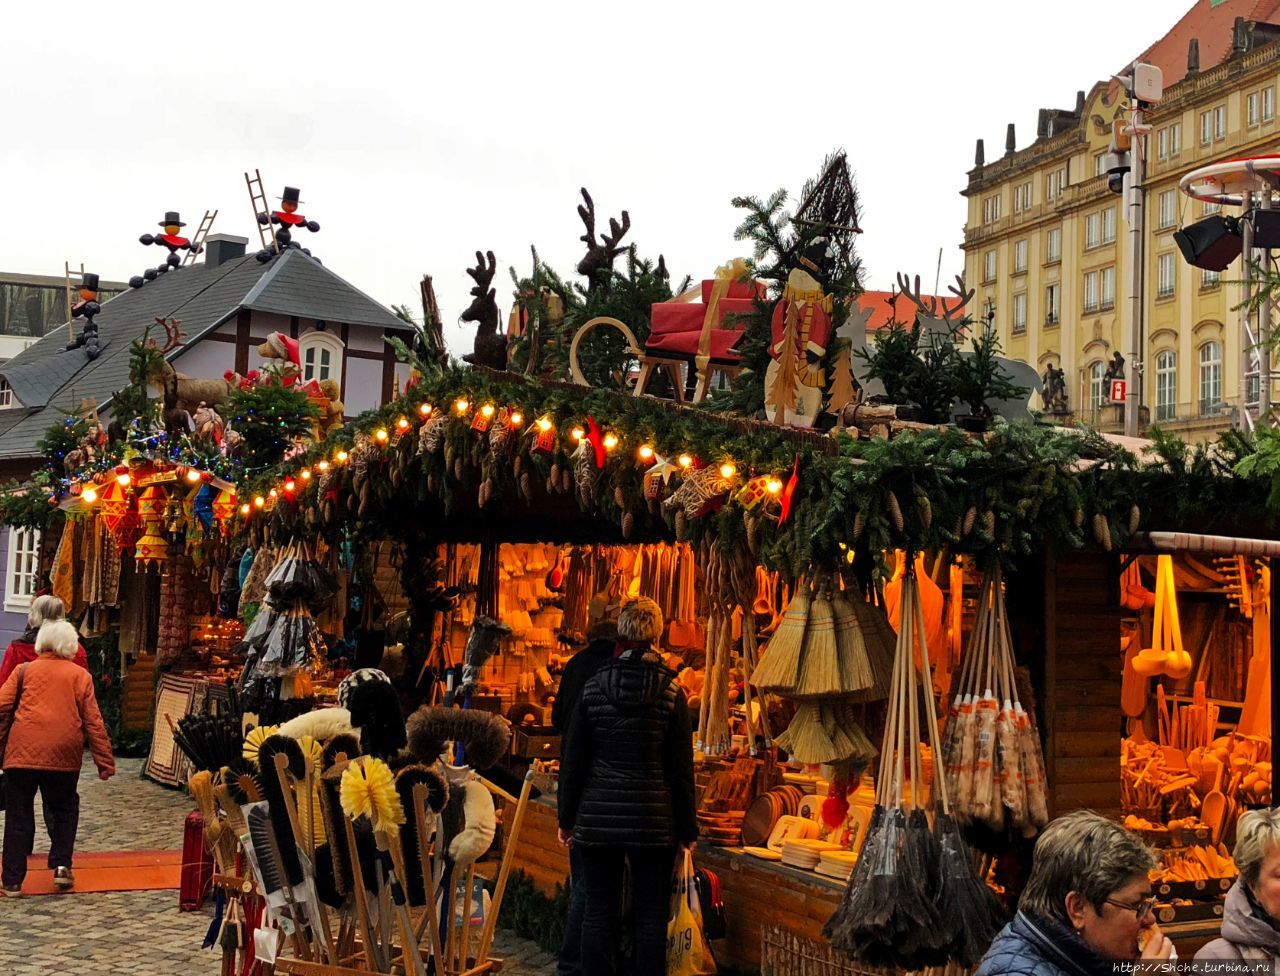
[1046,167,1067,201]
[1083,270,1100,313]
[1157,122,1182,159]
[1157,253,1176,299]
[4,526,40,613]
[1266,87,1275,122]
[1158,190,1176,229]
[1086,212,1101,249]
[1203,199,1221,216]
[1013,181,1033,213]
[1249,91,1261,127]
[1045,283,1060,325]
[299,330,345,385]
[1215,105,1227,140]
[1102,207,1116,245]
[1012,293,1027,333]
[983,194,1001,224]
[1155,350,1177,422]
[983,249,997,283]
[1199,340,1222,415]
[1045,227,1062,263]
[1202,267,1221,288]
[1158,127,1168,159]
[1100,266,1116,310]
[0,380,13,409]
[1014,239,1028,273]
[1089,361,1107,410]
[1200,110,1212,146]
[1094,152,1108,178]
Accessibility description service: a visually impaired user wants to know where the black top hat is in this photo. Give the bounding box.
[159,211,186,228]
[796,236,835,284]
[279,187,302,204]
[81,272,100,292]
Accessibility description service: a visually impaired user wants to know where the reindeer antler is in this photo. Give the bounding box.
[577,189,597,248]
[467,251,497,297]
[149,316,187,354]
[895,272,938,319]
[603,211,631,259]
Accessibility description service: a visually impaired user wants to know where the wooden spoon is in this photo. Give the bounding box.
[1202,763,1229,847]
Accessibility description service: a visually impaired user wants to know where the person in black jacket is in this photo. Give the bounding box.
[557,598,697,976]
[552,622,617,976]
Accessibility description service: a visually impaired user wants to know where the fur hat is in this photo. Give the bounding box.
[406,706,511,770]
[618,597,663,642]
[338,668,391,710]
[346,678,406,759]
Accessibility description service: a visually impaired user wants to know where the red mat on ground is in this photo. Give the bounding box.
[13,849,182,896]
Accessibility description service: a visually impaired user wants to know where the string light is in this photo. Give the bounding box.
[766,477,784,495]
[509,411,523,427]
[335,450,349,464]
[300,469,312,481]
[537,416,553,433]
[269,488,278,498]
[603,432,619,450]
[481,403,496,419]
[419,403,433,417]
[571,427,585,442]
[239,503,251,516]
[185,468,201,483]
[254,495,265,508]
[284,479,296,493]
[317,460,330,472]
[638,444,655,461]
[396,416,410,431]
[81,487,98,504]
[375,428,389,443]
[454,397,470,415]
[116,471,131,487]
[678,454,693,469]
[719,462,736,480]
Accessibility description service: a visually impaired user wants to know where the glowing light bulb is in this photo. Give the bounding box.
[766,477,784,495]
[81,487,98,503]
[719,462,736,479]
[375,428,389,443]
[284,479,296,493]
[116,472,131,487]
[678,454,693,469]
[254,496,265,508]
[571,427,585,442]
[603,432,619,450]
[638,445,655,461]
[269,488,278,498]
[318,460,330,472]
[510,411,523,427]
[239,503,251,516]
[397,416,410,431]
[186,468,201,483]
[454,397,470,415]
[537,416,553,432]
[300,469,312,481]
[481,403,496,419]
[419,403,433,416]
[336,450,349,463]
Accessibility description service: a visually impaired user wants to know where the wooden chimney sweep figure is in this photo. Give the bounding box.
[129,212,198,287]
[764,237,836,427]
[461,250,507,370]
[67,272,104,360]
[255,186,320,261]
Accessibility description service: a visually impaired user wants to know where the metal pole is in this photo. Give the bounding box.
[1125,105,1146,438]
[1261,184,1272,419]
[1241,191,1255,431]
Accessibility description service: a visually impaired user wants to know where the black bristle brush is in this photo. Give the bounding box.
[174,714,241,772]
[255,734,306,886]
[322,733,362,768]
[406,705,511,769]
[394,764,450,907]
[933,810,1006,966]
[316,767,353,904]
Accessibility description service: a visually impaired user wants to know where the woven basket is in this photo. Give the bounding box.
[759,925,973,976]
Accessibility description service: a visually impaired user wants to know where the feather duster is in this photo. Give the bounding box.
[406,705,511,770]
[277,707,354,742]
[340,757,406,837]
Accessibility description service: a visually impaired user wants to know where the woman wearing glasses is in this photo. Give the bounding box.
[1196,808,1280,962]
[975,811,1172,975]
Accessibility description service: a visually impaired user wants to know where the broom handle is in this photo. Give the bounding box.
[384,836,429,976]
[270,754,329,963]
[343,816,386,973]
[477,770,534,962]
[915,569,951,815]
[905,576,922,810]
[412,788,446,965]
[878,576,905,806]
[459,863,477,972]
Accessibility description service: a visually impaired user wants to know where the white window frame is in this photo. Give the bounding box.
[1202,267,1221,288]
[1265,87,1275,123]
[1203,199,1221,216]
[299,329,346,386]
[983,194,1001,224]
[1157,253,1176,299]
[1249,92,1260,127]
[1100,266,1116,310]
[1201,110,1213,146]
[1089,361,1106,410]
[1085,213,1101,249]
[5,526,40,613]
[983,249,997,283]
[0,380,13,409]
[1214,105,1227,140]
[1046,227,1062,263]
[1169,122,1181,156]
[1045,283,1060,325]
[1102,207,1116,245]
[1014,239,1028,274]
[1155,350,1177,422]
[1083,270,1100,313]
[1012,292,1027,333]
[1046,168,1066,201]
[1094,152,1107,178]
[1158,127,1169,160]
[1199,341,1223,415]
[1158,190,1176,229]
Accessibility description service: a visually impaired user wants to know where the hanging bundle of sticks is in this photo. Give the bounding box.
[941,562,1049,835]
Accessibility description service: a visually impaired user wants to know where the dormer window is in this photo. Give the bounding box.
[299,330,345,386]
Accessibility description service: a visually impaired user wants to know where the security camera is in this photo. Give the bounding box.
[1105,150,1131,195]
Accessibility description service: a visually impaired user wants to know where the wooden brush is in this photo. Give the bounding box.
[752,581,811,694]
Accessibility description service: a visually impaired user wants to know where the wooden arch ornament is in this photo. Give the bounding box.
[567,316,643,387]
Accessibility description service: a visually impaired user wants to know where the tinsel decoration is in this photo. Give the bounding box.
[340,756,405,836]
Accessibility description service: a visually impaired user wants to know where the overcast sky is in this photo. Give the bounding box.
[1,1,1163,355]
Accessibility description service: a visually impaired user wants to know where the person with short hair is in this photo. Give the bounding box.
[0,619,114,894]
[556,597,697,976]
[0,595,89,689]
[975,810,1172,975]
[1196,807,1280,962]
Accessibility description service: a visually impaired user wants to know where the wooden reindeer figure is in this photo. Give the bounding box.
[461,250,506,371]
[575,188,630,290]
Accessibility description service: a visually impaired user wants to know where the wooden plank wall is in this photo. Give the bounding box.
[1042,549,1123,820]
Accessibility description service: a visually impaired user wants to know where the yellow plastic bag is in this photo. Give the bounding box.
[667,849,716,976]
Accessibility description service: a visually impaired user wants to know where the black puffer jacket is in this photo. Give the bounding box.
[557,648,697,848]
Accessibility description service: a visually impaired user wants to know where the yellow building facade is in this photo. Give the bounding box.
[961,34,1280,440]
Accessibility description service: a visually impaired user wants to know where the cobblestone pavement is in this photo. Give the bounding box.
[0,757,557,974]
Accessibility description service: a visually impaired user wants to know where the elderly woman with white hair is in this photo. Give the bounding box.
[0,619,114,895]
[0,595,88,689]
[1196,808,1280,962]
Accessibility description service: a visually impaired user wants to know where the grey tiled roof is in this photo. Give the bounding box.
[0,249,409,461]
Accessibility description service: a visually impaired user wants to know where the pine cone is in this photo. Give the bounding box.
[551,462,561,485]
[561,469,571,493]
[444,443,455,469]
[886,491,904,534]
[615,486,626,508]
[962,506,977,535]
[546,476,556,495]
[621,511,635,539]
[675,510,688,540]
[1128,504,1141,534]
[513,455,522,477]
[951,515,962,538]
[454,457,464,481]
[746,514,760,555]
[917,494,933,531]
[1073,507,1085,529]
[852,510,866,541]
[520,471,532,501]
[983,509,996,537]
[1093,513,1112,551]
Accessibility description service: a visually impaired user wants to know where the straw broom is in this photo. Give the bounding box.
[831,587,876,694]
[751,580,811,694]
[795,581,841,698]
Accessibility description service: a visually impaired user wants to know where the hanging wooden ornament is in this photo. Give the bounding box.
[662,465,733,521]
[471,403,496,433]
[419,411,448,455]
[530,416,556,454]
[735,475,772,510]
[778,455,801,525]
[134,485,169,568]
[643,454,676,499]
[572,438,599,506]
[488,408,515,455]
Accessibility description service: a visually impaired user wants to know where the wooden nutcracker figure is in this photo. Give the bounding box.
[764,237,836,427]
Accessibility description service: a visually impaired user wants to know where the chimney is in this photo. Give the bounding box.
[1234,16,1249,56]
[1036,109,1049,140]
[204,233,248,267]
[1005,123,1016,155]
[1075,90,1085,115]
[1188,37,1200,74]
[975,138,985,167]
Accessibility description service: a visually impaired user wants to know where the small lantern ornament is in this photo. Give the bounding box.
[211,487,237,526]
[736,475,773,510]
[530,416,556,454]
[643,454,677,500]
[134,485,169,568]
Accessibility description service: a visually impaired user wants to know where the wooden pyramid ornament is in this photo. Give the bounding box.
[795,150,862,241]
